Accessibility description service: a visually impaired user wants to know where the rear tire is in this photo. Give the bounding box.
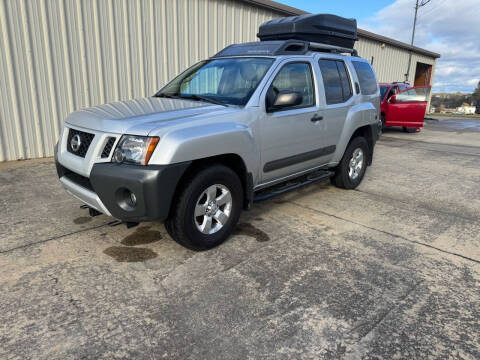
[331,137,369,189]
[377,114,386,137]
[165,164,243,250]
[403,127,420,133]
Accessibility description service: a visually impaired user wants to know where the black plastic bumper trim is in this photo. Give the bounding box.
[89,162,191,222]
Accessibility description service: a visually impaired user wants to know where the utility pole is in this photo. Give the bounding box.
[405,0,431,82]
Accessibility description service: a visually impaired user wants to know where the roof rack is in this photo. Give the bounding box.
[308,42,358,57]
[213,40,358,58]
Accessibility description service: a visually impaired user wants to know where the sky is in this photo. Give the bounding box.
[277,0,480,93]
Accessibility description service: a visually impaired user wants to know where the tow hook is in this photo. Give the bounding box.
[106,220,139,229]
[125,222,139,229]
[89,208,102,217]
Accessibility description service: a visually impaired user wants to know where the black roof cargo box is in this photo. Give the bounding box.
[257,14,358,49]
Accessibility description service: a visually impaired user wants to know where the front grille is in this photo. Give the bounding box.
[67,128,95,158]
[101,137,116,158]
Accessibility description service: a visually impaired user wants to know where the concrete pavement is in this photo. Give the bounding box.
[0,117,479,359]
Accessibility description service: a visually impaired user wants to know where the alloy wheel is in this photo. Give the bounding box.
[348,148,364,180]
[194,184,233,234]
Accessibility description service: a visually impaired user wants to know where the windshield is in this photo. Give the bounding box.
[380,85,389,99]
[156,57,274,106]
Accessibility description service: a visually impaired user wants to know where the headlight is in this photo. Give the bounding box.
[112,135,159,165]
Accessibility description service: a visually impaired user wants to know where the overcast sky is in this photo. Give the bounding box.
[278,0,480,93]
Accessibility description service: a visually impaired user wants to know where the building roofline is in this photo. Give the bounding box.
[239,0,441,59]
[357,28,440,59]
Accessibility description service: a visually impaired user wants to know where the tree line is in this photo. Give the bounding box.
[431,81,480,110]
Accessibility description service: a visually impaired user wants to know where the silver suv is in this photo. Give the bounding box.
[55,39,380,250]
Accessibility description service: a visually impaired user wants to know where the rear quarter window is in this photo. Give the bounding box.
[352,61,378,95]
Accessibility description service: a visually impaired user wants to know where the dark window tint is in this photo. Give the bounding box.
[318,59,352,105]
[336,61,352,101]
[271,62,314,108]
[352,61,378,95]
[380,85,389,99]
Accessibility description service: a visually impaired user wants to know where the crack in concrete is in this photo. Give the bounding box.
[287,200,480,265]
[353,188,478,222]
[380,136,480,150]
[356,280,423,343]
[342,280,425,359]
[379,137,480,156]
[0,223,109,255]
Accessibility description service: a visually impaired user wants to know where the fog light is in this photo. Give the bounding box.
[116,188,137,211]
[130,192,137,205]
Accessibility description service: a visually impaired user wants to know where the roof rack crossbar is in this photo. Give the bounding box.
[308,42,358,56]
[212,40,359,58]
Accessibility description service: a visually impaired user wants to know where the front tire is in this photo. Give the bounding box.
[331,137,369,189]
[165,164,243,250]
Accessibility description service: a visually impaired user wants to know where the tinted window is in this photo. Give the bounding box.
[318,59,352,105]
[395,87,430,102]
[380,86,389,99]
[270,62,314,108]
[337,61,352,101]
[352,61,378,95]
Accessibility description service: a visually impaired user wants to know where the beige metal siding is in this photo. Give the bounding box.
[355,37,436,84]
[0,0,437,162]
[0,0,280,161]
[355,36,436,110]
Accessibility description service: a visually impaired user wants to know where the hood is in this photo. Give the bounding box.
[65,97,226,135]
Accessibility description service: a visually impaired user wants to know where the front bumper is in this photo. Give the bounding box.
[56,159,190,222]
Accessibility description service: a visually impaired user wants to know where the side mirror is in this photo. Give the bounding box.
[388,95,397,104]
[269,91,303,111]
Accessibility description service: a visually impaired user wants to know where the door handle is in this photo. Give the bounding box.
[311,114,323,122]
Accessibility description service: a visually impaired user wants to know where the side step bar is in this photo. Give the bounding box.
[254,170,334,202]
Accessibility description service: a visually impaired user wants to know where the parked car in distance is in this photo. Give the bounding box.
[380,82,431,133]
[55,14,380,250]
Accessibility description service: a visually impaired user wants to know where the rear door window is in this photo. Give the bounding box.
[318,59,352,105]
[352,61,378,95]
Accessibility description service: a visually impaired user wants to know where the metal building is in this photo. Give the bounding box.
[0,0,440,162]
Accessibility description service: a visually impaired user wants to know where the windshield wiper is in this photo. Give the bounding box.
[154,92,176,99]
[155,92,228,107]
[179,94,228,107]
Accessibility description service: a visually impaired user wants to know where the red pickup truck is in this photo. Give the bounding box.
[380,83,431,133]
